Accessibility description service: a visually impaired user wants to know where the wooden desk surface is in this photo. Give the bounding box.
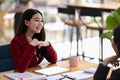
[67,2,120,12]
[0,60,98,80]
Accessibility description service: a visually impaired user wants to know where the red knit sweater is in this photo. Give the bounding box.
[10,34,57,72]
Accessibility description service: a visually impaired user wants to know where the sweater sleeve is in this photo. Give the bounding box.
[93,63,110,80]
[43,43,57,64]
[10,39,37,72]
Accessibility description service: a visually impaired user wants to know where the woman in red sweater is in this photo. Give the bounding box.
[10,9,57,72]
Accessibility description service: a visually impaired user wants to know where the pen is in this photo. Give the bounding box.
[62,75,76,80]
[83,70,95,74]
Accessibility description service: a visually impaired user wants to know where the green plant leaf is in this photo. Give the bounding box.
[106,15,117,30]
[0,0,4,3]
[116,15,120,24]
[115,7,120,14]
[112,12,120,24]
[101,31,113,41]
[101,7,120,41]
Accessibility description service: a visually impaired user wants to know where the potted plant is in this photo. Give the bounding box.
[102,7,120,41]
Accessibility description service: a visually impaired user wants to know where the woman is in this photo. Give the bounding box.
[94,26,120,80]
[10,9,57,72]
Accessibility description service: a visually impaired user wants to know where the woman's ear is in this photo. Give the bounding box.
[24,20,29,26]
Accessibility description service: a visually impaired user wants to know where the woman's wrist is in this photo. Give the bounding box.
[103,56,112,66]
[103,61,108,66]
[103,55,119,66]
[46,41,50,47]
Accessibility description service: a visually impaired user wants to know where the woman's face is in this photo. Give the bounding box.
[25,13,43,34]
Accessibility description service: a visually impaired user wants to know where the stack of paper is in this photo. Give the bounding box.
[4,71,46,80]
[62,67,97,80]
[23,75,47,80]
[34,66,70,76]
[47,67,97,80]
[4,67,96,80]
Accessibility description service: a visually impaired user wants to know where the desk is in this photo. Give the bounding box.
[67,2,120,12]
[0,60,97,80]
[66,2,120,62]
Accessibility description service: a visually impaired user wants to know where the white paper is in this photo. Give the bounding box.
[47,75,65,80]
[34,66,70,76]
[23,75,47,80]
[4,71,37,80]
[47,68,97,80]
[62,69,95,80]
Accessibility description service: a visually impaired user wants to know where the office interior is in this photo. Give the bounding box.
[0,0,119,65]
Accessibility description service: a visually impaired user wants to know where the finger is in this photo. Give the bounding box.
[38,46,41,49]
[38,44,41,49]
[116,61,119,66]
[113,62,119,67]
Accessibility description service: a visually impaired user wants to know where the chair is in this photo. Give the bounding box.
[0,44,14,72]
[58,6,94,60]
[58,6,82,55]
[79,8,105,38]
[57,5,74,43]
[79,8,105,62]
[58,6,106,61]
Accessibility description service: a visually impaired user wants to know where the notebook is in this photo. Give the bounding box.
[34,66,70,76]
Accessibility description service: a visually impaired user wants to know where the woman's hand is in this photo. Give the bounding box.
[30,39,39,46]
[29,39,50,48]
[38,41,50,49]
[103,55,119,67]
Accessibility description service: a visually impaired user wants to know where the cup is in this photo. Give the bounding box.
[69,56,80,67]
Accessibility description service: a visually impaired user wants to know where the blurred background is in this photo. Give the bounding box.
[0,0,119,63]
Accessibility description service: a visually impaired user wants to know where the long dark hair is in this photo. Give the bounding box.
[15,8,46,41]
[113,25,120,54]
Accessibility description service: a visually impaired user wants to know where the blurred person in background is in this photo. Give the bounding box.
[9,0,34,35]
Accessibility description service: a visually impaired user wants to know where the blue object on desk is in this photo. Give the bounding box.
[0,44,14,72]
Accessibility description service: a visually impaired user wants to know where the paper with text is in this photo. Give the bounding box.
[23,75,47,80]
[4,71,37,80]
[62,67,97,80]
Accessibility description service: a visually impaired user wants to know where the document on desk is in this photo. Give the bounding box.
[4,71,47,80]
[46,67,97,80]
[34,66,70,76]
[62,67,97,80]
[23,75,47,80]
[4,71,36,80]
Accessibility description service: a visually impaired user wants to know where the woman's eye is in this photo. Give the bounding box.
[41,20,43,22]
[35,19,39,22]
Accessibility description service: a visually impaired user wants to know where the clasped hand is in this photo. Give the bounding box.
[30,39,49,48]
[103,55,119,67]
